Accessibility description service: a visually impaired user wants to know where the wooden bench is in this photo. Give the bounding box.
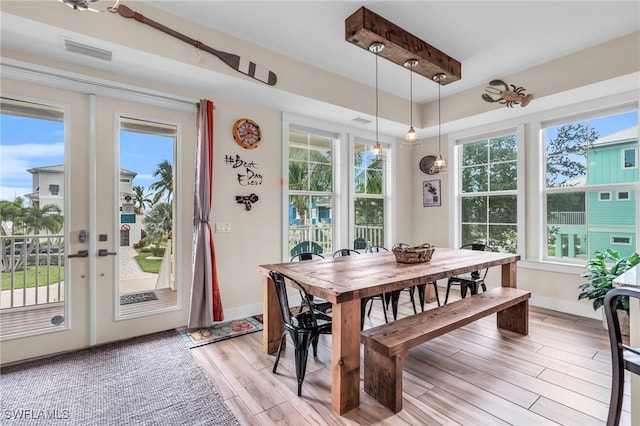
[360,286,531,412]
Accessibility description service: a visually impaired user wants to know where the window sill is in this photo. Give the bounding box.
[517,259,585,275]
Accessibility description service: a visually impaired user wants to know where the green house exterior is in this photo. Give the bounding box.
[551,126,638,259]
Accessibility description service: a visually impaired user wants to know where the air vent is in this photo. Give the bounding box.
[352,117,373,125]
[64,39,112,61]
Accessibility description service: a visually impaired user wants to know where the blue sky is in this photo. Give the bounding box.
[1,114,172,204]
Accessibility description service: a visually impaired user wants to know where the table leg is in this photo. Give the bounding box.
[501,262,517,288]
[263,276,283,354]
[331,298,360,414]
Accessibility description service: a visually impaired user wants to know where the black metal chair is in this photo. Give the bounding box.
[290,241,323,257]
[333,248,360,257]
[269,270,332,397]
[354,237,367,250]
[603,287,640,426]
[290,252,331,313]
[444,243,494,305]
[387,243,441,318]
[333,248,388,328]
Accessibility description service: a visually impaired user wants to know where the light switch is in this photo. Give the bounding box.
[215,223,231,233]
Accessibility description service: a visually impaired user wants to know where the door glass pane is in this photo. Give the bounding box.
[1,98,66,336]
[118,117,177,315]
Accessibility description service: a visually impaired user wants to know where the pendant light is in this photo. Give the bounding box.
[369,42,384,157]
[433,73,447,170]
[402,59,422,148]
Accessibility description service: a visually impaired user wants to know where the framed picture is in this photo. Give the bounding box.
[423,179,441,207]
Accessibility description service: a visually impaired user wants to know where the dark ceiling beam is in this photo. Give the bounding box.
[345,6,462,85]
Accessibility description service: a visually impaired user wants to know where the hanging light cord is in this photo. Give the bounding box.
[409,64,414,128]
[437,80,441,152]
[375,51,379,145]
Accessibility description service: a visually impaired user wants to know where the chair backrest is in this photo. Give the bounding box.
[290,241,323,256]
[269,270,318,327]
[290,252,325,262]
[333,248,360,257]
[354,238,367,250]
[460,243,494,252]
[460,243,494,278]
[366,246,388,253]
[603,287,640,425]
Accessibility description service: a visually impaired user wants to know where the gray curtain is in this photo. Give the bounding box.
[188,99,223,327]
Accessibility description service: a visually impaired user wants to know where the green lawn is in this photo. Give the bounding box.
[135,252,162,274]
[2,265,65,290]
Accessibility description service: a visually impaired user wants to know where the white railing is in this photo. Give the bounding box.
[288,224,384,254]
[548,211,586,225]
[354,225,384,248]
[0,235,65,309]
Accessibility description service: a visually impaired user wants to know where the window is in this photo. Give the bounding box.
[353,140,385,249]
[611,236,631,245]
[49,184,59,195]
[283,115,393,258]
[287,127,334,256]
[623,147,637,169]
[617,191,630,200]
[599,192,611,201]
[543,109,638,261]
[459,132,519,253]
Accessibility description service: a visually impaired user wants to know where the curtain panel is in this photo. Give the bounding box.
[188,99,223,327]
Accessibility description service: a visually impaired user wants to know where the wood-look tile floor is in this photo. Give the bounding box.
[191,289,632,425]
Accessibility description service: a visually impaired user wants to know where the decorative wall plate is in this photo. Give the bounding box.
[233,118,262,149]
[419,155,439,174]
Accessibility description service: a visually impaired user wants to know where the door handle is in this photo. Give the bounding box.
[68,250,89,258]
[98,249,117,257]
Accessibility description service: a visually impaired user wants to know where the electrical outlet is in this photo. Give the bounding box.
[215,222,231,233]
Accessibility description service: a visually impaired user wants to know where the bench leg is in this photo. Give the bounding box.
[363,346,405,413]
[497,298,529,335]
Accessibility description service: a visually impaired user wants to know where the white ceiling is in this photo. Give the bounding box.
[1,1,639,137]
[141,0,640,103]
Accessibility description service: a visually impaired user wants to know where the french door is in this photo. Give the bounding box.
[0,79,195,363]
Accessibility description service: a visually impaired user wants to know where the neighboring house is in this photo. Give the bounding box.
[25,165,143,246]
[550,126,638,258]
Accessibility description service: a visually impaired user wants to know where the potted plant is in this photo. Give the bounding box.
[578,249,639,334]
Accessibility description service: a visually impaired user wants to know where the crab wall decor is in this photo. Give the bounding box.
[236,193,259,211]
[482,79,533,108]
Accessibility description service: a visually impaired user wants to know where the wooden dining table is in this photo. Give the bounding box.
[257,247,521,414]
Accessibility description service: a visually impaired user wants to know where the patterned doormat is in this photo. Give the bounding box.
[120,291,158,305]
[179,316,263,349]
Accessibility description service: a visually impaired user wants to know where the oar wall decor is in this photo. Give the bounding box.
[114,4,277,86]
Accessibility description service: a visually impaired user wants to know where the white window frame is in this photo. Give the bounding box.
[599,192,612,201]
[623,147,637,169]
[617,191,630,201]
[536,101,639,266]
[449,125,525,254]
[282,113,395,260]
[611,235,632,245]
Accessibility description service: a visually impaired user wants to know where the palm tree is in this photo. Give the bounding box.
[132,185,153,215]
[23,203,63,235]
[142,202,172,247]
[149,160,173,204]
[288,147,332,225]
[0,197,26,235]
